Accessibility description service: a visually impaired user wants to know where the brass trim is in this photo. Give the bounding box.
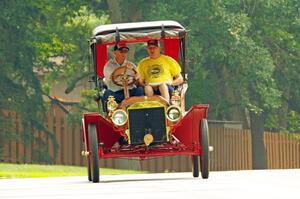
[120,95,169,110]
[144,133,154,146]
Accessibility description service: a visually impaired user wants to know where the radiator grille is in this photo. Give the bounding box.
[128,107,167,145]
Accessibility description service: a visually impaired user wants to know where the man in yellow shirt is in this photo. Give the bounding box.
[137,40,183,102]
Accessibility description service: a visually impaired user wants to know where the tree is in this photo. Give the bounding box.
[247,0,300,133]
[0,0,49,160]
[0,0,107,162]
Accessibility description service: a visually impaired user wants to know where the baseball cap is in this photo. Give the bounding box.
[113,44,129,51]
[147,40,159,47]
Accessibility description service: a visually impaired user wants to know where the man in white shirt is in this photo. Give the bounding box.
[103,44,144,104]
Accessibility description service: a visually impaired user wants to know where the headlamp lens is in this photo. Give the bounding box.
[112,110,128,126]
[167,106,181,122]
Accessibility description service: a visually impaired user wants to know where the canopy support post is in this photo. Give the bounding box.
[161,24,165,38]
[115,27,120,44]
[179,31,187,81]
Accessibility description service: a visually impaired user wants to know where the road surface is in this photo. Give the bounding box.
[1,169,299,199]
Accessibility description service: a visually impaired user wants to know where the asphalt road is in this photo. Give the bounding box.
[1,169,299,199]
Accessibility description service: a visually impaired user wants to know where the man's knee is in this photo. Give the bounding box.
[159,83,168,91]
[145,85,154,96]
[158,84,174,98]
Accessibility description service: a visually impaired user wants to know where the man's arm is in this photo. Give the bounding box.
[172,73,183,86]
[166,56,183,86]
[125,61,142,85]
[103,61,111,84]
[137,77,145,86]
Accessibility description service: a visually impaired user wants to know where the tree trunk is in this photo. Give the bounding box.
[106,0,142,61]
[249,111,267,169]
[0,132,4,160]
[220,64,248,128]
[278,83,290,131]
[107,0,122,23]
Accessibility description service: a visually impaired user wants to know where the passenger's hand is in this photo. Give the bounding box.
[135,73,140,80]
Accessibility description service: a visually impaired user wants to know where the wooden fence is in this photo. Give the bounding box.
[1,104,300,172]
[264,132,300,169]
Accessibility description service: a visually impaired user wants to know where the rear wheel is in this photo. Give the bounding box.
[200,119,209,179]
[192,155,199,177]
[88,124,100,183]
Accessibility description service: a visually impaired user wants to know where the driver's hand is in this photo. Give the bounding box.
[126,63,134,69]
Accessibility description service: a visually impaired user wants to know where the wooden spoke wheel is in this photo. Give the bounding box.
[200,119,209,179]
[88,124,100,183]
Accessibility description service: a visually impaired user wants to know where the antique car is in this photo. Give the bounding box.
[81,20,210,183]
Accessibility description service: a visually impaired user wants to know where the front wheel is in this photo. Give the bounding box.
[192,155,199,177]
[88,124,100,183]
[200,119,209,179]
[87,160,92,181]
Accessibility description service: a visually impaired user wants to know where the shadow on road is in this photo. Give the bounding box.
[101,176,198,183]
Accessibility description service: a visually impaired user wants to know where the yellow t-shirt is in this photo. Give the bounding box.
[137,55,181,86]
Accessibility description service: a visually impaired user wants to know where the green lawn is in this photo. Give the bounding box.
[0,163,145,178]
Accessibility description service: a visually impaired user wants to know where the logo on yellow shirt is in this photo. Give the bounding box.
[147,64,164,78]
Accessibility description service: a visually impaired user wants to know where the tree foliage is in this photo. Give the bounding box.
[1,0,49,159]
[0,0,107,162]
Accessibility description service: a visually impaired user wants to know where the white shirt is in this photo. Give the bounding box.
[103,58,137,92]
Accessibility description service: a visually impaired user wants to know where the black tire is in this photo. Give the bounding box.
[87,159,92,181]
[200,119,209,179]
[88,124,100,183]
[192,155,199,177]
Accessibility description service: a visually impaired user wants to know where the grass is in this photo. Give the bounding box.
[0,163,146,179]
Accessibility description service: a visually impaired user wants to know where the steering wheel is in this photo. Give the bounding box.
[111,65,137,87]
